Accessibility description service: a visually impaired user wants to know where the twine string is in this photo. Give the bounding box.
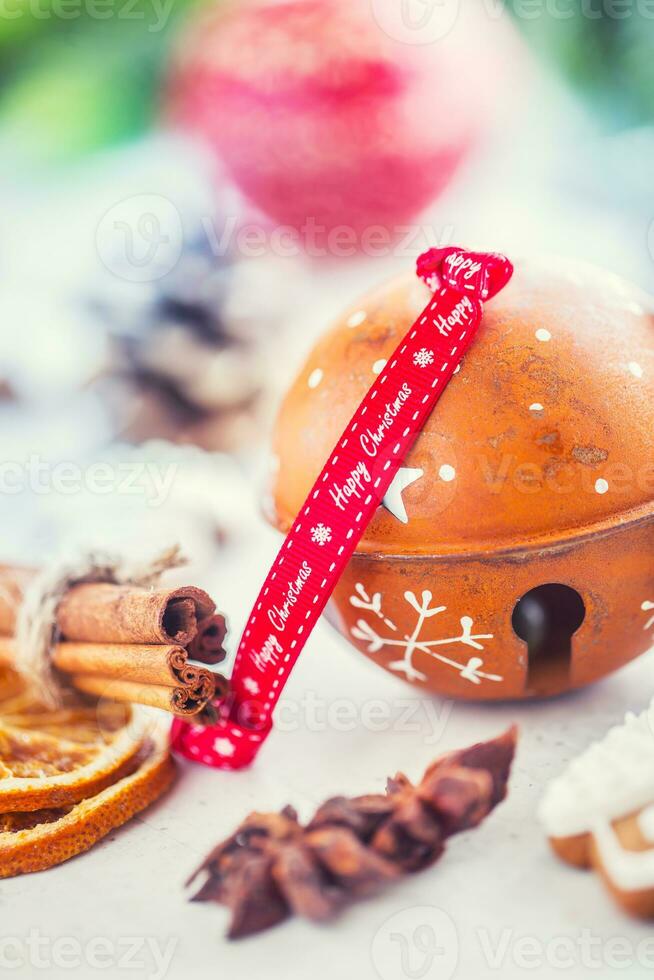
[14,545,185,707]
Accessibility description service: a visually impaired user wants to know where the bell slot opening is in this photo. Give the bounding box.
[512,584,586,696]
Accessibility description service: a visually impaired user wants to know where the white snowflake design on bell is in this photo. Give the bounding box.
[413,348,435,368]
[642,600,654,631]
[242,677,260,695]
[310,523,332,546]
[350,587,501,686]
[213,737,235,757]
[350,582,397,631]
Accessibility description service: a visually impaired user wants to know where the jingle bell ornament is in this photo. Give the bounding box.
[268,258,654,700]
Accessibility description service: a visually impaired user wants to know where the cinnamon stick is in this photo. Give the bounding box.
[71,675,209,716]
[0,565,215,646]
[0,639,225,717]
[187,615,228,665]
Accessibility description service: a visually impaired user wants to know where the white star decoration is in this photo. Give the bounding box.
[381,467,423,524]
[213,737,235,757]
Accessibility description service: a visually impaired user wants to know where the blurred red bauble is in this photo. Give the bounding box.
[166,0,519,240]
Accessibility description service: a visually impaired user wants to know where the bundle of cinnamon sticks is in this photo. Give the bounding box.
[0,565,228,717]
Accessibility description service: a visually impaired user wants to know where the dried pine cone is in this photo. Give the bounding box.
[188,727,517,938]
[92,231,281,452]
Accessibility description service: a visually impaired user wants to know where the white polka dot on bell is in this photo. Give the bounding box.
[529,403,544,413]
[307,368,323,389]
[595,478,609,495]
[439,464,456,482]
[372,359,387,375]
[628,362,643,378]
[347,309,367,328]
[535,328,551,342]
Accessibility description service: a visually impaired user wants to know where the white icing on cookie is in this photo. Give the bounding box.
[638,804,654,844]
[538,702,654,838]
[592,819,654,892]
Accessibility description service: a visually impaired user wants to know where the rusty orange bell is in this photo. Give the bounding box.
[267,257,654,700]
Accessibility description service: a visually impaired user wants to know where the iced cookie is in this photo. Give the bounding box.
[539,703,654,919]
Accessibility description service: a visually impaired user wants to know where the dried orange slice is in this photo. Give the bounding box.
[0,726,175,877]
[0,668,148,812]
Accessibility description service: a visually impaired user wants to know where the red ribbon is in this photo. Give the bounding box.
[172,247,513,769]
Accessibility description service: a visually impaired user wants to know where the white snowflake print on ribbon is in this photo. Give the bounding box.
[350,588,502,686]
[413,348,435,368]
[310,523,332,546]
[642,601,654,631]
[242,677,260,695]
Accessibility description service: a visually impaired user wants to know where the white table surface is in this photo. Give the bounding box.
[3,506,654,980]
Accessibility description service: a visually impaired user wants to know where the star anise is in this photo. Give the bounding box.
[188,726,517,939]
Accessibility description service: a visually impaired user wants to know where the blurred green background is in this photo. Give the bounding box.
[0,0,206,165]
[503,5,654,126]
[1,0,654,169]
